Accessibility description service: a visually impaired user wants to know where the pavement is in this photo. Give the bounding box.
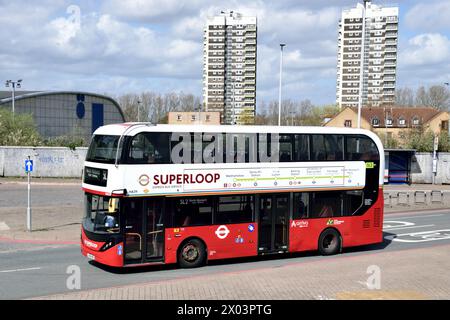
[0,178,82,242]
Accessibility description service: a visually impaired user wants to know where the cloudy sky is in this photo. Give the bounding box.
[1,0,449,108]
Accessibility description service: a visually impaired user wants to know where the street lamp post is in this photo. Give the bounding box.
[278,44,286,126]
[137,100,142,122]
[196,104,202,124]
[5,79,22,116]
[357,2,367,129]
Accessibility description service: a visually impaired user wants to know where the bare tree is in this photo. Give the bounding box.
[414,85,450,110]
[415,85,431,107]
[428,85,450,110]
[396,87,415,106]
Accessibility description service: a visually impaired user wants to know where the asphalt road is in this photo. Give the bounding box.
[0,209,450,300]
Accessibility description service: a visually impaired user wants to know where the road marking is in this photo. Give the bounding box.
[388,214,444,220]
[0,267,41,273]
[385,229,450,243]
[383,221,415,229]
[0,222,10,231]
[384,224,434,231]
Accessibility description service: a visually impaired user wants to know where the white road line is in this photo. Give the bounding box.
[383,224,435,231]
[0,222,10,231]
[388,214,444,220]
[0,267,41,273]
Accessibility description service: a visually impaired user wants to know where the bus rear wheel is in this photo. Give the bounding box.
[318,229,342,256]
[178,239,206,268]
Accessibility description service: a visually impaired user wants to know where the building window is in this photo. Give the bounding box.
[412,117,420,126]
[372,117,380,127]
[398,117,406,126]
[344,120,352,127]
[386,118,393,126]
[177,114,182,121]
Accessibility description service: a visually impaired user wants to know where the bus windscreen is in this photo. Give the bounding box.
[86,135,120,164]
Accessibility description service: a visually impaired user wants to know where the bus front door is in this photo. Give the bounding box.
[124,198,164,265]
[258,194,289,253]
[145,198,164,261]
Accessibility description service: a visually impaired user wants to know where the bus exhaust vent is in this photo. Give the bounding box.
[373,208,381,228]
[363,220,371,228]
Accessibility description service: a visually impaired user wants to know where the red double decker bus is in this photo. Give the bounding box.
[81,124,384,268]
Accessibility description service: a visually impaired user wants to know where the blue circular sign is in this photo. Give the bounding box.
[76,102,85,119]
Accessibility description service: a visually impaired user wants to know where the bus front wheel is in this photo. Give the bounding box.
[318,228,342,256]
[178,239,206,268]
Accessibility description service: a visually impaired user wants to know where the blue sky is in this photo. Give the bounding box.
[1,0,449,109]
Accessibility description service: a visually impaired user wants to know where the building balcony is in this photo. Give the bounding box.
[386,25,398,30]
[385,32,397,38]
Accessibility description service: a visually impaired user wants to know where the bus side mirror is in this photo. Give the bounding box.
[109,198,119,213]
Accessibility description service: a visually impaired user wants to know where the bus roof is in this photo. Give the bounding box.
[93,123,376,137]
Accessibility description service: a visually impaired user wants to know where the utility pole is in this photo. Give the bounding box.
[278,44,286,126]
[5,79,22,118]
[357,2,367,128]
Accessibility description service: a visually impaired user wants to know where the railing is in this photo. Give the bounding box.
[383,190,447,207]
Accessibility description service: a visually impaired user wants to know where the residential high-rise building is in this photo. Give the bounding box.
[336,0,398,109]
[203,11,257,124]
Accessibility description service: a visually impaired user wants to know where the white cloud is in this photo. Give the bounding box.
[400,33,450,66]
[101,0,204,22]
[405,1,450,31]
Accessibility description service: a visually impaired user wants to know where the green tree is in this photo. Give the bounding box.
[43,136,87,150]
[0,109,42,146]
[376,132,399,149]
[438,131,450,152]
[403,129,434,152]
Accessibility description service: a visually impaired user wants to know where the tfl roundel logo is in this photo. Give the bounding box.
[215,225,230,239]
[139,174,150,186]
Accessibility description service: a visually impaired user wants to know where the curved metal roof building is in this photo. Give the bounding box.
[0,90,125,140]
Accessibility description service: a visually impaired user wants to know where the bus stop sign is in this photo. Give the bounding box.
[25,160,33,173]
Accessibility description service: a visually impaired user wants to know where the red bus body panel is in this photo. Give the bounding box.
[81,189,383,267]
[289,188,384,252]
[164,223,258,264]
[81,228,124,267]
